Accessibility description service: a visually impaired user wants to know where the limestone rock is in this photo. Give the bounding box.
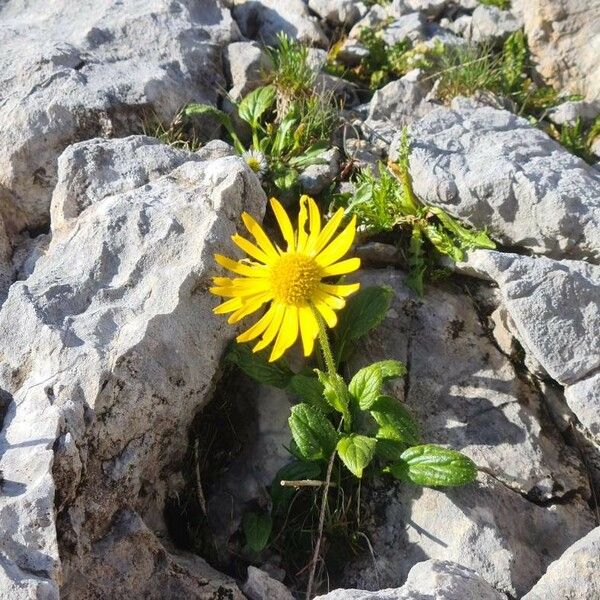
[395,106,600,262]
[232,0,328,47]
[339,269,594,597]
[547,100,600,127]
[522,526,600,600]
[225,41,272,101]
[243,566,295,600]
[363,71,437,144]
[469,5,522,45]
[381,12,429,46]
[0,141,265,597]
[308,0,364,26]
[0,0,238,234]
[461,250,600,438]
[299,148,341,196]
[523,0,600,100]
[316,559,507,599]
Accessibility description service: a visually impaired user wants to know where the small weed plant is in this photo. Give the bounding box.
[211,196,478,597]
[337,129,496,295]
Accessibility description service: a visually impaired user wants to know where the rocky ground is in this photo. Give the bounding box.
[0,0,599,599]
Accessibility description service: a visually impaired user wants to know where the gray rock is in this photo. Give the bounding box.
[0,141,265,597]
[395,106,600,262]
[59,510,244,600]
[316,560,506,599]
[363,71,437,144]
[381,12,429,46]
[404,0,448,18]
[299,148,341,195]
[523,527,600,600]
[349,5,393,39]
[469,5,522,45]
[225,41,272,101]
[232,0,328,47]
[547,100,600,127]
[523,0,600,100]
[445,13,473,38]
[308,0,364,26]
[51,136,202,233]
[243,566,295,600]
[320,559,506,600]
[0,0,238,234]
[335,39,371,67]
[339,269,594,597]
[565,374,600,438]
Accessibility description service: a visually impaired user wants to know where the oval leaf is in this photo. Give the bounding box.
[371,395,420,446]
[288,403,338,461]
[349,365,382,410]
[337,434,377,478]
[289,374,330,413]
[387,444,477,487]
[227,344,293,389]
[238,85,276,127]
[243,511,272,553]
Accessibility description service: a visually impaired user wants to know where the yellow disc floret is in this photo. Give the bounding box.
[270,254,321,306]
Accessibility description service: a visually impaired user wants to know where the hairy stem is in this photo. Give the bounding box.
[314,309,337,376]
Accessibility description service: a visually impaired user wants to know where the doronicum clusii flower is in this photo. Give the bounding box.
[242,149,268,178]
[211,195,360,362]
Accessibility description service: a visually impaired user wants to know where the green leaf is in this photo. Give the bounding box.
[335,286,393,362]
[271,113,298,156]
[243,511,272,552]
[428,206,496,251]
[272,167,298,192]
[288,403,338,461]
[288,142,329,168]
[371,395,420,446]
[238,85,276,128]
[227,344,293,389]
[336,434,377,478]
[289,374,331,413]
[376,360,407,381]
[407,226,426,296]
[270,460,322,514]
[315,370,349,417]
[183,103,244,153]
[374,438,406,462]
[349,365,383,410]
[425,223,465,262]
[386,444,478,487]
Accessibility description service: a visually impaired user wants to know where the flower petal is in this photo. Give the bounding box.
[232,234,271,264]
[313,289,346,310]
[237,305,277,342]
[315,216,357,267]
[269,305,299,362]
[312,208,345,255]
[210,279,270,297]
[227,292,272,324]
[303,196,321,254]
[319,282,360,297]
[296,196,309,253]
[321,257,361,277]
[242,212,279,258]
[298,305,319,357]
[215,254,268,277]
[253,303,286,353]
[213,296,243,315]
[270,197,295,251]
[315,299,338,328]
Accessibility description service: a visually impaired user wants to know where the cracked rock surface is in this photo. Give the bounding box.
[0,138,265,598]
[339,270,594,598]
[393,106,600,263]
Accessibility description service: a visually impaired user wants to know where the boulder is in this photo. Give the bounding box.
[316,559,507,599]
[339,269,594,597]
[232,0,328,47]
[0,139,266,597]
[523,0,600,100]
[461,250,600,439]
[224,41,272,101]
[522,526,600,600]
[394,106,600,263]
[308,0,365,26]
[469,5,522,45]
[0,0,238,234]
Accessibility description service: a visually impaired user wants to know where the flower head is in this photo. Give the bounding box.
[242,149,268,177]
[211,196,360,362]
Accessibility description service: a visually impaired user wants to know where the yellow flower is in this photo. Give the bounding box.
[211,195,361,362]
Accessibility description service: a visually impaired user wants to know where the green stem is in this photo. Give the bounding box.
[314,313,337,377]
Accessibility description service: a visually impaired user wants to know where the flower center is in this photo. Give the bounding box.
[270,253,321,306]
[246,157,261,173]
